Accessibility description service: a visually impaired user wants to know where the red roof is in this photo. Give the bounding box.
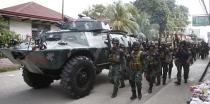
[0,2,74,21]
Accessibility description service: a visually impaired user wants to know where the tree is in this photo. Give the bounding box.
[0,16,20,45]
[134,0,189,40]
[82,4,106,19]
[105,1,139,34]
[82,1,139,34]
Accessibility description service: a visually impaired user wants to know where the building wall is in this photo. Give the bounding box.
[9,19,32,40]
[51,24,60,31]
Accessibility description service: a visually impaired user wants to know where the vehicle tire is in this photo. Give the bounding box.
[22,67,53,89]
[60,56,96,99]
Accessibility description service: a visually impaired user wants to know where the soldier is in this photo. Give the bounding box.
[167,44,174,79]
[119,43,126,88]
[155,43,162,86]
[108,38,124,98]
[129,42,144,100]
[174,41,192,85]
[145,44,160,93]
[159,43,170,85]
[192,44,197,62]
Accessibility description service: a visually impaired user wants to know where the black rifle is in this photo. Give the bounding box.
[127,38,133,65]
[34,30,47,50]
[106,31,112,55]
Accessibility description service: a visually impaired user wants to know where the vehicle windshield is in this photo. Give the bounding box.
[45,32,88,46]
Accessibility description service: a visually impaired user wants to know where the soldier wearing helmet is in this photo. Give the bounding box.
[145,43,160,93]
[159,43,170,85]
[128,41,145,100]
[174,41,192,85]
[108,38,124,98]
[118,43,127,88]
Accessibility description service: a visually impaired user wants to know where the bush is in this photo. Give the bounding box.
[0,16,21,45]
[0,52,5,59]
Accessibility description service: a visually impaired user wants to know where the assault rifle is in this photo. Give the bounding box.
[106,31,112,55]
[33,30,47,50]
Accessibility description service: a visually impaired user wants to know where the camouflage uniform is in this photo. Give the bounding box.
[168,46,174,79]
[129,42,144,100]
[108,38,124,98]
[155,44,162,86]
[119,43,127,88]
[145,44,160,93]
[174,42,192,85]
[159,44,170,85]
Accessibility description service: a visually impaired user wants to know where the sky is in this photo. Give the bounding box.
[0,0,209,41]
[0,0,135,18]
[0,0,208,18]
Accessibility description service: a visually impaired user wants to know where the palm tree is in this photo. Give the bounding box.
[106,1,139,34]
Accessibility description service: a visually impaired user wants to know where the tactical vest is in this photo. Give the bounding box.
[148,53,158,65]
[111,52,121,64]
[129,51,142,70]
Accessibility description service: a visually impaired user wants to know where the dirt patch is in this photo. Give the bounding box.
[0,58,21,72]
[0,66,21,72]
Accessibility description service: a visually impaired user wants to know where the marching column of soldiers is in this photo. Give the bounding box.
[108,38,209,100]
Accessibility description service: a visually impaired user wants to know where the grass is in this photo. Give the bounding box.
[0,65,21,73]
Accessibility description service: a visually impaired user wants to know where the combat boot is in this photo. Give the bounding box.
[148,87,152,93]
[184,79,188,83]
[119,81,125,88]
[130,90,137,100]
[156,78,161,86]
[111,87,118,98]
[168,74,171,79]
[137,88,142,100]
[162,78,166,85]
[174,80,181,85]
[148,82,153,93]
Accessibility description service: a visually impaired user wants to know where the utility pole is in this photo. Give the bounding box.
[62,0,64,20]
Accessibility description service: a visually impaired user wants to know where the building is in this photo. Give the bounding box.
[0,2,74,40]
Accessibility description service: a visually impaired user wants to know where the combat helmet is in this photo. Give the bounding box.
[132,41,140,51]
[112,38,119,45]
[119,43,125,48]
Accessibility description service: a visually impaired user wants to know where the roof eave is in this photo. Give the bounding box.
[0,10,62,22]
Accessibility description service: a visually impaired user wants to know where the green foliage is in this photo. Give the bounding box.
[82,0,189,39]
[0,16,20,45]
[134,0,189,39]
[106,1,139,34]
[82,1,139,34]
[82,4,106,19]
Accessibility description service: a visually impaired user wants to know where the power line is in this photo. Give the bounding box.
[199,0,208,14]
[200,0,208,15]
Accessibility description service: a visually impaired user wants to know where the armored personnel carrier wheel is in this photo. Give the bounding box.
[61,56,96,99]
[22,67,53,89]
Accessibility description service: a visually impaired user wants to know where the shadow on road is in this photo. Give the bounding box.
[0,72,111,104]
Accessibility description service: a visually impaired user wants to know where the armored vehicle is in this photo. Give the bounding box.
[0,17,137,99]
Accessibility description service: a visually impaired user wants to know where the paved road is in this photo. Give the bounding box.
[144,56,210,104]
[204,63,210,81]
[0,56,208,104]
[0,69,169,104]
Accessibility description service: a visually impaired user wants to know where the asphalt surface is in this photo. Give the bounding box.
[0,69,169,104]
[0,56,208,104]
[204,63,210,81]
[144,56,210,104]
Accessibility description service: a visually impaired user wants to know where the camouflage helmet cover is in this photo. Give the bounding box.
[132,41,140,48]
[112,38,119,44]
